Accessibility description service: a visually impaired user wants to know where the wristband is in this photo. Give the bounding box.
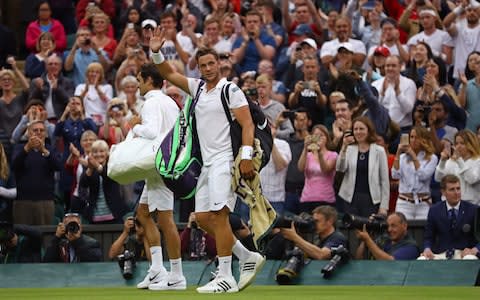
[151,51,165,64]
[241,145,253,160]
[453,6,464,16]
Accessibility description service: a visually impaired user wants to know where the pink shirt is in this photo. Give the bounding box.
[300,151,338,203]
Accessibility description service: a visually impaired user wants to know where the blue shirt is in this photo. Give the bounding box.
[63,49,107,86]
[380,235,419,260]
[232,31,276,74]
[54,118,97,160]
[465,79,480,131]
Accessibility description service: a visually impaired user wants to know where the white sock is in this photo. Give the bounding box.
[217,255,233,278]
[232,240,251,262]
[170,258,183,277]
[150,246,165,272]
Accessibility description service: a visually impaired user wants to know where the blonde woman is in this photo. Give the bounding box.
[25,31,56,79]
[392,126,438,220]
[435,130,480,206]
[91,12,117,60]
[0,143,16,222]
[74,62,113,126]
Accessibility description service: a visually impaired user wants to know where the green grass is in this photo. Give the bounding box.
[1,286,479,300]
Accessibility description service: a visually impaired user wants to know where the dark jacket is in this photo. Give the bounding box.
[1,224,42,263]
[11,143,62,201]
[78,166,128,223]
[29,73,74,119]
[424,200,480,255]
[43,234,103,262]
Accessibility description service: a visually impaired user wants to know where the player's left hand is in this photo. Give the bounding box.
[239,159,255,180]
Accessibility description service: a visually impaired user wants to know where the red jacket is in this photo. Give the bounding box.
[25,19,67,53]
[76,0,116,23]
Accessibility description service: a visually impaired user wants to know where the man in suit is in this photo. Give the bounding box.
[419,174,479,260]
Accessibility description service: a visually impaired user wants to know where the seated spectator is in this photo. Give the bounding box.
[11,121,61,225]
[0,144,16,223]
[0,222,42,263]
[220,13,239,45]
[25,1,67,53]
[75,62,113,126]
[418,174,479,260]
[44,213,103,262]
[355,212,419,260]
[256,75,293,139]
[298,125,337,213]
[392,126,438,220]
[114,53,146,94]
[280,206,348,260]
[336,117,390,217]
[117,75,144,119]
[30,54,74,121]
[24,32,56,79]
[260,122,292,215]
[166,85,186,108]
[98,98,130,147]
[64,26,111,86]
[91,12,118,60]
[435,130,480,206]
[67,130,98,215]
[281,1,323,45]
[79,140,129,224]
[109,216,150,261]
[0,60,30,160]
[10,100,56,145]
[180,212,217,261]
[364,46,390,83]
[366,18,409,64]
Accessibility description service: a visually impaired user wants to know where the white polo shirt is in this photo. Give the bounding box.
[187,77,248,166]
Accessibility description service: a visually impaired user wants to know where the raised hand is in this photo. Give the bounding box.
[150,27,166,53]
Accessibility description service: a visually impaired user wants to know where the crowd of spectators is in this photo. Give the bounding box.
[0,0,479,263]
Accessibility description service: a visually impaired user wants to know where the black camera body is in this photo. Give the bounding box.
[117,249,136,279]
[321,245,350,279]
[276,246,306,285]
[65,221,80,234]
[274,213,316,233]
[342,213,387,232]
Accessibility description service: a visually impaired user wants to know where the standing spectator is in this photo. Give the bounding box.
[403,41,433,88]
[25,1,67,53]
[44,213,103,262]
[74,62,113,126]
[11,121,61,225]
[113,24,144,68]
[0,24,17,70]
[298,125,337,213]
[460,54,480,131]
[336,116,389,217]
[443,0,480,85]
[91,12,117,60]
[117,75,144,120]
[75,0,115,23]
[30,54,74,121]
[0,59,30,161]
[79,140,128,224]
[260,122,292,215]
[367,18,409,64]
[159,11,190,65]
[63,26,111,86]
[257,0,287,51]
[10,100,56,145]
[0,144,16,222]
[435,130,480,206]
[372,55,417,134]
[392,126,438,220]
[24,32,56,79]
[232,10,276,74]
[282,1,323,45]
[464,51,480,81]
[419,174,479,260]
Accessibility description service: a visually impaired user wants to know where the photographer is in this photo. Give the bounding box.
[109,216,149,261]
[180,212,217,261]
[43,213,102,262]
[354,212,419,260]
[0,222,42,263]
[279,206,347,260]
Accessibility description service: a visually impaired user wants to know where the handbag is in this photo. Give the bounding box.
[107,131,160,184]
[155,81,205,199]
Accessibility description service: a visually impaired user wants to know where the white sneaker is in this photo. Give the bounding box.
[238,252,266,290]
[136,268,167,289]
[196,275,239,293]
[149,273,187,291]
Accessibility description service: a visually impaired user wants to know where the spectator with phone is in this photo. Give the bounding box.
[392,127,438,220]
[44,213,103,262]
[10,99,56,145]
[113,23,144,68]
[435,130,480,206]
[297,125,338,213]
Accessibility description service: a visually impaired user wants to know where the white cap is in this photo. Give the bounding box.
[419,9,437,17]
[300,38,318,49]
[141,19,157,29]
[337,42,354,53]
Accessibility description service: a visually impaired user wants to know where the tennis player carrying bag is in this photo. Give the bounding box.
[155,81,205,199]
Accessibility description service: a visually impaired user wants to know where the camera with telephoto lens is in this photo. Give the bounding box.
[65,221,80,234]
[0,222,15,258]
[321,245,350,279]
[276,246,306,285]
[342,213,387,232]
[117,249,136,279]
[274,213,316,233]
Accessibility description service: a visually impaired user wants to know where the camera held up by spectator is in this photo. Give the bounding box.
[274,212,316,233]
[321,245,350,279]
[342,213,387,232]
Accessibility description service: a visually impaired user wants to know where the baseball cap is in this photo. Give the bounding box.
[141,19,157,29]
[419,9,437,17]
[373,46,390,57]
[362,1,376,10]
[300,38,318,49]
[293,24,312,36]
[337,42,354,53]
